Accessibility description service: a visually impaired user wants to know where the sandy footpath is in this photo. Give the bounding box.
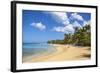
[23,44,91,63]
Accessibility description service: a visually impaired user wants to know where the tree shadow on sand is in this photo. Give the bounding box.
[76,53,91,59]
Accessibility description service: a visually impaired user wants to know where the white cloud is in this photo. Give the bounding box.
[63,20,70,25]
[53,24,75,34]
[53,26,64,32]
[83,20,91,26]
[71,13,84,21]
[64,25,75,33]
[47,12,70,25]
[50,12,67,21]
[31,22,46,30]
[44,12,87,34]
[52,21,83,34]
[73,21,82,28]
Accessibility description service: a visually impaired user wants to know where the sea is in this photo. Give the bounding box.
[22,43,56,58]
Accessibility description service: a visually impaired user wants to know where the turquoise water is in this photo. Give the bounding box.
[23,43,55,57]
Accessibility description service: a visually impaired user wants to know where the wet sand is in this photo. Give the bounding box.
[23,44,91,63]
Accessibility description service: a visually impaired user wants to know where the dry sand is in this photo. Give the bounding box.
[23,44,91,63]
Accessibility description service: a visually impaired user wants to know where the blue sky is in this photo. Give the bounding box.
[22,10,91,43]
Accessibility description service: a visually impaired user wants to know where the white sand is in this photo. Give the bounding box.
[23,44,91,63]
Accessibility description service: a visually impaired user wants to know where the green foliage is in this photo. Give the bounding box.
[47,24,91,46]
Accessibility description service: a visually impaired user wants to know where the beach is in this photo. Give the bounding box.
[23,44,91,63]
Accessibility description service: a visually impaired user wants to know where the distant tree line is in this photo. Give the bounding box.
[47,24,91,46]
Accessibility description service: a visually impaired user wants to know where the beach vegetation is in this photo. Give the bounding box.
[47,24,91,46]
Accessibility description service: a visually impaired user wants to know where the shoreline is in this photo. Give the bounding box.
[23,44,91,63]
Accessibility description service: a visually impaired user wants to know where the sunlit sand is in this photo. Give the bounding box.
[23,44,90,63]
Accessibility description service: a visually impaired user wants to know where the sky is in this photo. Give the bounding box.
[22,10,91,43]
